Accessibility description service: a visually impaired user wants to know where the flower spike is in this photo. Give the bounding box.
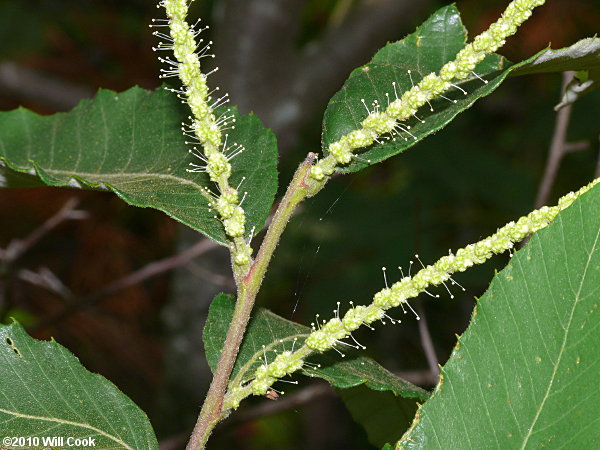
[223,178,599,411]
[309,0,547,182]
[155,0,252,267]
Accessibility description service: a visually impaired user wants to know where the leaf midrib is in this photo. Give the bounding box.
[0,406,133,449]
[1,161,204,190]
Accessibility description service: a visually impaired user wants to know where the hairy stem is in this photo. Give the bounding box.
[187,154,317,449]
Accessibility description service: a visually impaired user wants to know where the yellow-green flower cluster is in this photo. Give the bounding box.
[444,0,545,80]
[310,0,547,182]
[223,178,598,410]
[158,0,251,266]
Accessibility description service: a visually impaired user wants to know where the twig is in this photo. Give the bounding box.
[534,71,576,208]
[185,261,235,290]
[230,382,332,425]
[283,0,433,139]
[0,62,94,111]
[159,383,332,450]
[29,238,218,333]
[187,154,316,449]
[0,198,85,322]
[1,198,86,263]
[395,369,439,387]
[214,0,432,152]
[564,140,589,154]
[18,267,73,300]
[414,301,440,379]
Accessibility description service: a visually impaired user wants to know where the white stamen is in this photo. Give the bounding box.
[439,94,458,104]
[471,71,489,84]
[450,83,468,95]
[361,99,371,115]
[247,226,256,245]
[239,191,248,206]
[348,333,366,349]
[405,301,421,320]
[392,82,400,100]
[407,70,415,87]
[449,277,466,292]
[236,176,247,190]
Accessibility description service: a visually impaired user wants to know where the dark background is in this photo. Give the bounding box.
[1,0,598,448]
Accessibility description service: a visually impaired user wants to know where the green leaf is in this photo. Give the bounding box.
[510,37,600,109]
[0,322,158,449]
[510,37,600,76]
[398,184,600,449]
[203,294,428,400]
[322,7,599,173]
[339,385,420,448]
[0,87,278,245]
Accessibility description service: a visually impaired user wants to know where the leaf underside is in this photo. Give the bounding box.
[0,87,278,244]
[510,37,600,76]
[399,184,600,448]
[203,294,429,400]
[0,322,158,449]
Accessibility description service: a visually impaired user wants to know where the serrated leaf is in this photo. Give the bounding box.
[0,322,158,449]
[398,184,600,449]
[322,7,599,173]
[0,87,278,245]
[203,294,428,400]
[339,385,420,448]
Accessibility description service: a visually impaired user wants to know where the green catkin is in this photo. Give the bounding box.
[309,0,547,182]
[223,178,599,410]
[157,0,252,266]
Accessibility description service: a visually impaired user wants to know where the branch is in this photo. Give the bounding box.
[1,198,86,263]
[0,197,85,323]
[414,301,440,379]
[29,238,218,333]
[213,0,306,112]
[0,62,93,111]
[534,71,576,208]
[277,0,433,149]
[395,369,439,387]
[186,153,316,449]
[213,0,432,151]
[159,383,332,450]
[18,267,73,301]
[230,382,332,425]
[186,261,235,290]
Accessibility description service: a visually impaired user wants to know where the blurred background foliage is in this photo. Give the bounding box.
[0,0,598,448]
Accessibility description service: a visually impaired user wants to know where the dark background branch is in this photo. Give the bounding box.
[214,0,433,151]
